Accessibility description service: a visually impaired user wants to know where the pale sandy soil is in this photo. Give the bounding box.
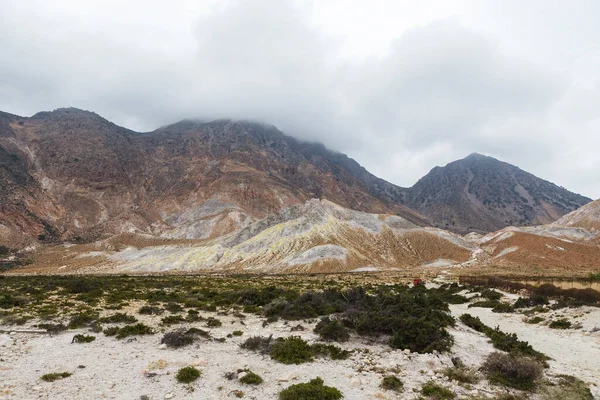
[1,294,599,399]
[450,301,600,397]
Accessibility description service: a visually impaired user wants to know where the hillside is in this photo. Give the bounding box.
[553,199,600,231]
[0,108,592,252]
[0,108,425,248]
[405,153,591,234]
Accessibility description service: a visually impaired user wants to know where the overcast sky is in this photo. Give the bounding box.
[1,0,599,198]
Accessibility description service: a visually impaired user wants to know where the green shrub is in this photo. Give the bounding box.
[549,318,572,329]
[513,295,549,309]
[380,375,403,391]
[176,366,201,384]
[481,289,502,301]
[538,374,594,400]
[67,311,99,329]
[492,302,515,313]
[389,318,453,353]
[589,273,600,281]
[311,343,350,360]
[314,317,350,342]
[279,377,343,400]
[104,323,153,339]
[161,315,186,326]
[232,330,244,336]
[165,302,183,313]
[99,313,137,324]
[206,317,222,327]
[72,334,95,343]
[421,381,456,399]
[270,336,314,364]
[482,352,543,391]
[138,305,164,315]
[459,314,547,362]
[103,326,119,336]
[239,371,263,385]
[469,300,500,308]
[41,372,72,382]
[161,328,210,348]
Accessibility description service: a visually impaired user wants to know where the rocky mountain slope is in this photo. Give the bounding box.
[11,197,600,275]
[405,153,591,234]
[0,108,425,248]
[20,199,476,274]
[0,107,592,253]
[552,199,600,232]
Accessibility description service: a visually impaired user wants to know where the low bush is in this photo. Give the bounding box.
[41,372,72,382]
[161,328,210,348]
[161,330,194,348]
[270,336,314,364]
[104,323,153,339]
[138,305,164,315]
[459,314,547,362]
[513,295,549,309]
[71,334,95,343]
[421,381,456,399]
[480,289,502,301]
[525,316,544,324]
[239,370,263,385]
[469,300,500,308]
[67,311,99,329]
[164,302,183,313]
[492,302,515,313]
[99,313,137,324]
[205,317,222,327]
[176,366,201,384]
[314,317,350,342]
[232,330,244,336]
[549,318,572,329]
[380,375,403,391]
[538,374,594,400]
[240,335,272,353]
[103,326,119,336]
[482,352,543,390]
[389,318,453,353]
[161,315,186,326]
[279,377,343,400]
[311,343,350,360]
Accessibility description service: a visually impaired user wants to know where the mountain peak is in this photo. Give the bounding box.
[406,154,591,233]
[31,107,101,119]
[464,152,491,160]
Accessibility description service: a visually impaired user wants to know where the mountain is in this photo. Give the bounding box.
[0,108,591,251]
[0,108,426,248]
[404,153,592,234]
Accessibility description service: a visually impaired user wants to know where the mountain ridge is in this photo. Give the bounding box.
[0,107,591,249]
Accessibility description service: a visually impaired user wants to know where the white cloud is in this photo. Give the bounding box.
[0,0,598,198]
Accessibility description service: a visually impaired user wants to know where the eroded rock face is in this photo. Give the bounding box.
[0,108,425,247]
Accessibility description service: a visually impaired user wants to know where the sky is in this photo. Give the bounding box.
[1,0,599,198]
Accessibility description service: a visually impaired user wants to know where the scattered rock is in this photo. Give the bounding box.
[164,393,173,399]
[158,344,167,350]
[350,377,362,388]
[277,374,297,382]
